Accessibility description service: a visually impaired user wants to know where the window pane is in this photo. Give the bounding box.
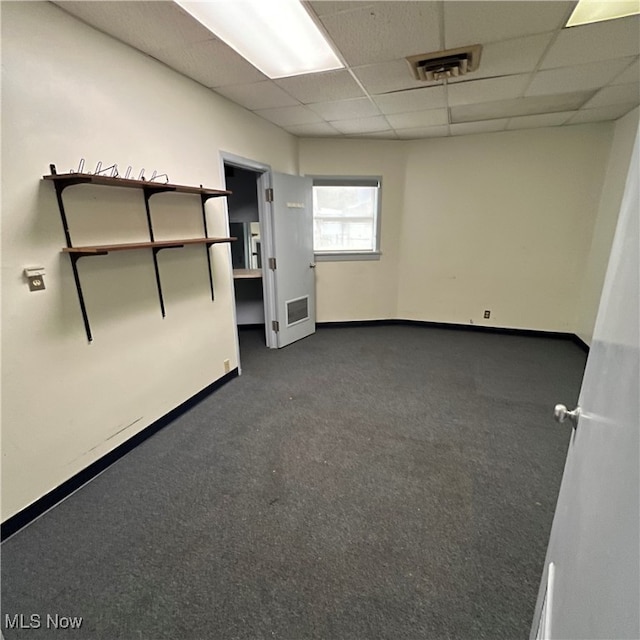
[312,185,378,252]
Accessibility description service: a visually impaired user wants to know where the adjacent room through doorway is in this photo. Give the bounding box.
[224,163,267,339]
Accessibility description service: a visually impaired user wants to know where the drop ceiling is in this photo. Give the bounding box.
[53,1,640,139]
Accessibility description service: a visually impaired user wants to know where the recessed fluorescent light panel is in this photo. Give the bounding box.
[566,0,640,27]
[175,0,344,79]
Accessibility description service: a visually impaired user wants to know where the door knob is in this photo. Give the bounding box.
[554,404,581,429]
[309,263,316,268]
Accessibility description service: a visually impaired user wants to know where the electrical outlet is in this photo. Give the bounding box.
[484,310,491,319]
[223,359,230,373]
[24,267,46,291]
[28,276,45,291]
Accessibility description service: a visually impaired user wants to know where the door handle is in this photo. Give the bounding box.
[554,404,581,429]
[309,263,316,269]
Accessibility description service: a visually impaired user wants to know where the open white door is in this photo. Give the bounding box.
[270,172,315,348]
[531,130,639,639]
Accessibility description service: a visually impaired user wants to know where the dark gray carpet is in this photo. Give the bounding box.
[1,325,586,640]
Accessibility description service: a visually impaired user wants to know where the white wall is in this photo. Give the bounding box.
[398,125,613,331]
[2,1,633,523]
[1,2,297,520]
[575,107,640,345]
[298,139,406,321]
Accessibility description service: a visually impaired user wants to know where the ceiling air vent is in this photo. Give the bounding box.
[406,44,482,82]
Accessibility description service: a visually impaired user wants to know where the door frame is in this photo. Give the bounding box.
[219,152,279,355]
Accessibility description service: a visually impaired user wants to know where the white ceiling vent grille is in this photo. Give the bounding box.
[406,45,482,82]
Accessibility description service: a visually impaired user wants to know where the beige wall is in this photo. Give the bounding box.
[398,125,612,331]
[575,107,640,345]
[299,139,406,321]
[1,2,297,520]
[300,125,614,333]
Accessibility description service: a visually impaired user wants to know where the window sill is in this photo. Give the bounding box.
[314,251,381,262]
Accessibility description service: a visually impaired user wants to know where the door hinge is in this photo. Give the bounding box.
[268,257,277,270]
[272,320,280,332]
[265,188,274,202]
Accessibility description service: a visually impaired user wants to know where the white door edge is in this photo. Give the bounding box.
[533,562,555,640]
[256,171,278,349]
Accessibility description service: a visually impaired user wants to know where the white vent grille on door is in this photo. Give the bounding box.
[406,44,482,82]
[286,296,309,326]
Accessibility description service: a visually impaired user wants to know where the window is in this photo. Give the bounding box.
[312,177,381,261]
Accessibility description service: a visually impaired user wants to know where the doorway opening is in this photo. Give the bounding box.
[221,153,277,353]
[226,165,264,325]
[221,154,316,356]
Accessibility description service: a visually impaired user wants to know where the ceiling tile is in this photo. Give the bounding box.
[450,33,554,82]
[447,74,530,106]
[444,1,572,49]
[506,111,576,130]
[255,106,324,127]
[54,1,213,52]
[526,58,635,96]
[353,130,400,139]
[612,58,640,85]
[583,83,640,109]
[53,0,640,141]
[353,59,435,95]
[318,1,441,67]
[567,103,639,123]
[450,91,595,122]
[307,2,375,17]
[150,39,267,88]
[275,70,364,104]
[373,85,447,115]
[450,119,509,136]
[387,108,449,129]
[541,15,640,69]
[395,125,450,139]
[215,81,299,110]
[309,98,380,120]
[283,122,342,137]
[331,116,391,134]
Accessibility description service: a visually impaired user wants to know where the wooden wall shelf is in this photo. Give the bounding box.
[45,164,233,341]
[63,237,235,255]
[43,172,231,200]
[233,269,263,280]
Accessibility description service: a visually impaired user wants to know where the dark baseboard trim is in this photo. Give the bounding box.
[318,319,589,349]
[569,334,590,354]
[1,368,239,542]
[237,323,265,331]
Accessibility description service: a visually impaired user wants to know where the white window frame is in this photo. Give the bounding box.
[311,176,382,262]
